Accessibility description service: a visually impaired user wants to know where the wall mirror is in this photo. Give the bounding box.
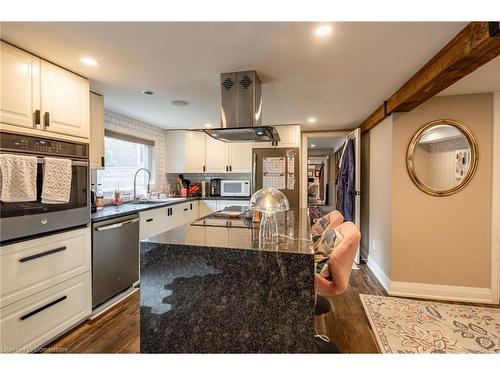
[406,119,478,196]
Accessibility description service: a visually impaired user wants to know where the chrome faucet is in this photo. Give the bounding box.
[133,168,151,203]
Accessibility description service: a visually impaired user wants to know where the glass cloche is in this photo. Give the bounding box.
[250,187,289,247]
[249,187,289,213]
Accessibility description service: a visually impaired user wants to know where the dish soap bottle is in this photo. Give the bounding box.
[96,184,104,211]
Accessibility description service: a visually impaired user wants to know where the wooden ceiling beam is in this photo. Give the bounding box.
[360,22,500,134]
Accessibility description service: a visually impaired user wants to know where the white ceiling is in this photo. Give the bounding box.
[438,55,500,96]
[308,137,345,150]
[0,22,467,130]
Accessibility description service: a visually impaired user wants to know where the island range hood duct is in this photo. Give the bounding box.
[204,70,280,144]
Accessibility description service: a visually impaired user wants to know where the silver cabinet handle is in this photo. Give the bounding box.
[95,218,140,231]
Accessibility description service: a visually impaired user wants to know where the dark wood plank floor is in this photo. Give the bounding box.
[314,264,387,353]
[45,289,140,353]
[47,264,387,353]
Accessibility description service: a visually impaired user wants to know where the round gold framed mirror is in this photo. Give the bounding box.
[406,119,478,197]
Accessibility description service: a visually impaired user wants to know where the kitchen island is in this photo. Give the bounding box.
[140,207,315,353]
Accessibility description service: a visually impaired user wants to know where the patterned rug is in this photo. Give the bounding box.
[360,294,500,354]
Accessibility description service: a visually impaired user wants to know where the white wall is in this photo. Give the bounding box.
[367,115,393,278]
[492,92,500,303]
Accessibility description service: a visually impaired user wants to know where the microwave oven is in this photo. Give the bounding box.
[220,180,251,197]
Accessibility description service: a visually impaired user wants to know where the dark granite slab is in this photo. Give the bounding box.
[140,209,315,353]
[91,196,251,222]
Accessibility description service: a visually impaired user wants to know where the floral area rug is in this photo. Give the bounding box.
[359,294,500,354]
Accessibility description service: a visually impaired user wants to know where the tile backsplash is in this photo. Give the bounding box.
[166,173,252,192]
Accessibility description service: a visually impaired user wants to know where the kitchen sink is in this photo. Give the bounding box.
[133,197,187,204]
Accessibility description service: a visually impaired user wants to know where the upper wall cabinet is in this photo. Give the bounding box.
[205,134,229,173]
[40,60,89,139]
[0,41,90,142]
[228,143,252,172]
[166,130,206,173]
[166,130,252,174]
[252,125,301,148]
[89,92,105,170]
[0,42,40,129]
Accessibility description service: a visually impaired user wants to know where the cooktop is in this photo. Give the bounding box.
[191,205,257,229]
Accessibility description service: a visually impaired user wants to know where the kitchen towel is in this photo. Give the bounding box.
[41,157,72,204]
[0,153,38,202]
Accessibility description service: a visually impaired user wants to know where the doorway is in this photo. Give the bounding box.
[301,130,361,263]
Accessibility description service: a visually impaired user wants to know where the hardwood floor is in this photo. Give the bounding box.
[46,264,387,354]
[314,264,387,353]
[45,290,140,353]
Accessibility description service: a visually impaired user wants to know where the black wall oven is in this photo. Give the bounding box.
[0,132,90,243]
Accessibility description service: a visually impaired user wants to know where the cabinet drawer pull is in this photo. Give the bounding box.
[146,218,153,222]
[229,165,232,172]
[183,208,189,211]
[43,112,50,127]
[20,296,67,321]
[34,109,41,126]
[225,165,228,172]
[19,246,66,263]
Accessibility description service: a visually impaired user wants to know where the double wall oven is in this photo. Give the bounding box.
[0,132,90,243]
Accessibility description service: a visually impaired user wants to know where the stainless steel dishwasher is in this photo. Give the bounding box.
[92,214,140,308]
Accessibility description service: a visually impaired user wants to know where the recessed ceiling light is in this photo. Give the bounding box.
[171,100,189,107]
[142,90,154,96]
[204,123,212,128]
[310,144,316,148]
[315,25,332,37]
[307,117,317,123]
[80,57,98,67]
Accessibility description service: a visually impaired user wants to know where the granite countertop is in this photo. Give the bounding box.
[140,207,315,353]
[143,208,314,255]
[91,195,252,222]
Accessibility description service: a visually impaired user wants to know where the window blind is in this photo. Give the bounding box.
[104,129,155,147]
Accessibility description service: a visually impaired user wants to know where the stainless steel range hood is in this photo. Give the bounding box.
[204,70,280,144]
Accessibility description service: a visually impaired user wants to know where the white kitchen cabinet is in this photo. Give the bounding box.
[0,227,91,309]
[228,142,252,172]
[175,201,198,224]
[139,207,170,240]
[166,130,206,173]
[205,134,229,173]
[0,41,90,142]
[185,131,206,173]
[199,200,218,217]
[252,125,301,148]
[0,272,91,353]
[40,60,90,140]
[166,130,253,174]
[89,92,105,169]
[139,201,200,240]
[0,41,40,129]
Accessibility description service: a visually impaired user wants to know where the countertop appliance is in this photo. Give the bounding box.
[0,131,89,243]
[210,178,221,196]
[203,71,280,144]
[221,179,250,197]
[91,213,139,308]
[253,147,299,209]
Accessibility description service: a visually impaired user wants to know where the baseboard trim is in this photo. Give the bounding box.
[366,257,391,292]
[365,256,494,304]
[389,282,493,304]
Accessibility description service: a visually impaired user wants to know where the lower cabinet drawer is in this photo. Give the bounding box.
[0,272,91,353]
[139,208,165,240]
[0,227,91,308]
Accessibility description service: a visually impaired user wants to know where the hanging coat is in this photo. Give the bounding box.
[339,139,355,221]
